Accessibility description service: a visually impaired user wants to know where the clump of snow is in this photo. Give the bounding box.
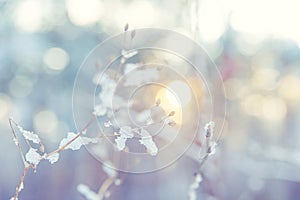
[204,121,215,138]
[17,126,40,144]
[93,104,107,116]
[207,141,217,155]
[188,173,202,200]
[45,153,60,164]
[139,129,158,156]
[59,132,98,151]
[188,173,203,200]
[25,148,41,165]
[115,126,134,151]
[18,181,24,192]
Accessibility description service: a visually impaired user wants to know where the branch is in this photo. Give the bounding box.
[45,116,96,158]
[9,118,27,167]
[9,116,98,200]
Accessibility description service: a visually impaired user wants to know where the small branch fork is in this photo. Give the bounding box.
[8,116,101,200]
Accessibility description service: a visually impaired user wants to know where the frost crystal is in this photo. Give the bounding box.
[115,126,134,151]
[77,184,98,200]
[59,132,98,151]
[25,148,41,165]
[207,141,217,155]
[17,126,40,144]
[13,138,19,146]
[114,135,128,151]
[188,173,203,200]
[45,153,60,164]
[139,129,158,156]
[104,120,113,128]
[18,181,24,192]
[93,104,107,116]
[204,121,215,138]
[93,73,126,115]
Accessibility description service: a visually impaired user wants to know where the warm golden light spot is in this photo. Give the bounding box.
[155,81,191,125]
[261,96,287,122]
[278,75,300,103]
[166,81,192,107]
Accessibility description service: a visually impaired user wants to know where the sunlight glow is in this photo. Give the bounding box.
[167,81,192,107]
[197,0,226,43]
[111,1,159,28]
[14,0,43,32]
[67,0,103,26]
[229,0,300,44]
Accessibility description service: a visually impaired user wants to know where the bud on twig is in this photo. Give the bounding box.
[131,30,136,39]
[155,99,161,106]
[168,111,175,117]
[124,23,129,32]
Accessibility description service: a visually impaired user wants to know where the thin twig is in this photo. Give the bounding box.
[98,177,117,200]
[9,116,98,199]
[14,164,31,200]
[45,116,96,158]
[9,118,27,166]
[114,61,125,81]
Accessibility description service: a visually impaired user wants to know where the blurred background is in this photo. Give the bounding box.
[0,0,300,199]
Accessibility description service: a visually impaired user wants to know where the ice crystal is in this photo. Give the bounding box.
[25,148,41,165]
[17,126,40,144]
[139,129,158,156]
[59,132,98,151]
[45,153,59,164]
[115,126,133,151]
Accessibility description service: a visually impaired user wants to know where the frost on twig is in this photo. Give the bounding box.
[25,148,41,166]
[44,153,59,164]
[114,126,159,155]
[77,184,99,200]
[93,73,127,117]
[17,126,41,144]
[78,163,121,200]
[188,173,202,200]
[59,132,98,151]
[115,126,134,151]
[188,121,217,200]
[139,129,158,156]
[204,121,217,156]
[9,117,97,200]
[112,102,176,156]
